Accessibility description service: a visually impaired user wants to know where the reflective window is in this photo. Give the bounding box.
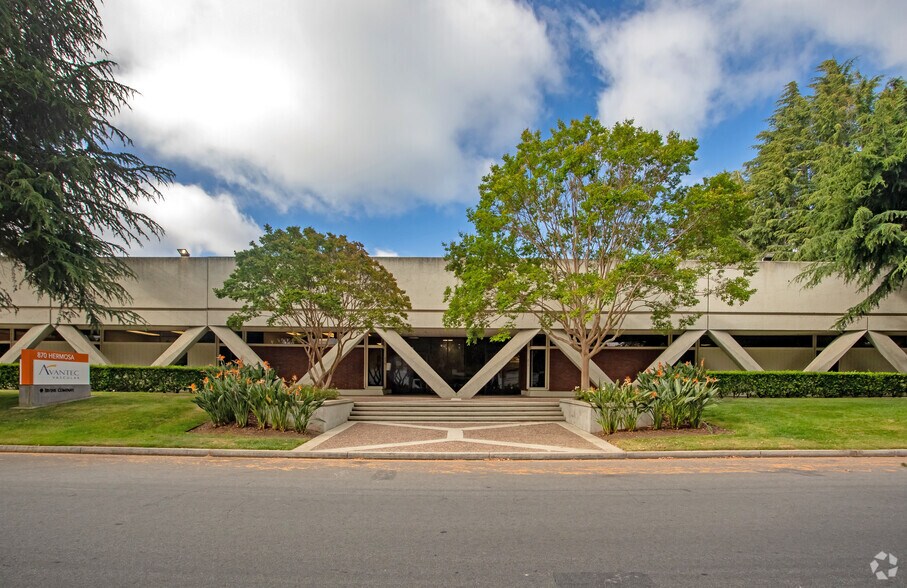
[529,348,546,388]
[367,346,385,387]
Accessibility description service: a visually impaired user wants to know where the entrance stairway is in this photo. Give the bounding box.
[349,400,565,423]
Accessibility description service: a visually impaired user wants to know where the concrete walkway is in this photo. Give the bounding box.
[295,421,623,455]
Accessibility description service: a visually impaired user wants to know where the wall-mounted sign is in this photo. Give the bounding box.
[19,349,91,408]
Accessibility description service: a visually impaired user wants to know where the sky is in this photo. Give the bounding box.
[98,0,907,258]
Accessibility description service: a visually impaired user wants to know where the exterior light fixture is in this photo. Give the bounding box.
[126,330,161,337]
[177,248,190,257]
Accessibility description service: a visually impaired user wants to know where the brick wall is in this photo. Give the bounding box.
[548,348,580,391]
[592,349,662,382]
[332,347,364,389]
[251,345,364,389]
[546,348,663,390]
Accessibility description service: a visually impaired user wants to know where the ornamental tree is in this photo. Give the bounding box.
[744,59,907,327]
[0,0,173,325]
[215,226,411,388]
[444,117,755,389]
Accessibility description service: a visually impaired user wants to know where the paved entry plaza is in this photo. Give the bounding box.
[297,421,622,455]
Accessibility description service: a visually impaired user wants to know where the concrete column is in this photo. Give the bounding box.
[0,324,55,363]
[548,330,613,386]
[866,331,907,373]
[55,325,110,365]
[300,331,366,386]
[375,328,456,398]
[209,326,264,366]
[457,329,539,399]
[804,330,866,372]
[707,330,763,371]
[644,330,706,372]
[151,326,209,366]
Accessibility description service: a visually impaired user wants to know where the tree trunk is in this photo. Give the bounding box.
[580,346,591,391]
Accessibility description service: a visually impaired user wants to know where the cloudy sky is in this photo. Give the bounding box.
[99,0,907,257]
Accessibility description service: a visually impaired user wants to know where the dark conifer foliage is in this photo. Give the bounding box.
[0,0,173,324]
[745,60,907,327]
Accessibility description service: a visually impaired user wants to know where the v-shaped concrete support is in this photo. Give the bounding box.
[152,326,209,366]
[55,325,110,365]
[804,330,866,372]
[457,329,539,399]
[866,331,907,373]
[209,326,264,366]
[644,330,706,372]
[0,324,55,363]
[548,330,613,386]
[706,330,763,371]
[376,328,456,398]
[300,331,367,386]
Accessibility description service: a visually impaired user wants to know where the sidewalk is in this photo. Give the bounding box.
[296,421,622,455]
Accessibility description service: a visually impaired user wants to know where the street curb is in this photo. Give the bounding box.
[0,445,905,460]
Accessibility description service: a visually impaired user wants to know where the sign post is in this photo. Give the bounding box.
[19,349,91,408]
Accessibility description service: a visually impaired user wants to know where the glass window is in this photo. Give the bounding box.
[245,331,264,344]
[734,335,813,348]
[529,348,546,388]
[367,346,385,387]
[531,334,547,347]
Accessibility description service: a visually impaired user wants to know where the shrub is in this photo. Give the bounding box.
[190,359,336,432]
[577,380,650,434]
[711,371,907,398]
[0,363,206,392]
[636,361,719,429]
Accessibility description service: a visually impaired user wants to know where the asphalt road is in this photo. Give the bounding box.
[0,455,903,587]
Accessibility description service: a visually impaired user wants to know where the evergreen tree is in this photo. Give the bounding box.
[743,82,812,258]
[745,60,906,327]
[0,0,173,325]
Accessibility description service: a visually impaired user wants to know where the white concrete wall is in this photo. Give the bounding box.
[746,348,814,371]
[0,258,905,372]
[840,348,893,372]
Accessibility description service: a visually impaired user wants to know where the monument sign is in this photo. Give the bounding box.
[19,349,91,408]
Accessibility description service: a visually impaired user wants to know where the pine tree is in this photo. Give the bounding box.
[745,59,906,327]
[743,82,812,259]
[0,0,173,325]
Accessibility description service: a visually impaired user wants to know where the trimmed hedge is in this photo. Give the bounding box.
[711,371,907,398]
[0,363,206,392]
[2,363,905,397]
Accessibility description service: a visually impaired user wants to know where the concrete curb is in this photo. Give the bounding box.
[0,445,905,460]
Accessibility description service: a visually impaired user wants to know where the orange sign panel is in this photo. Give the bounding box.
[20,349,90,386]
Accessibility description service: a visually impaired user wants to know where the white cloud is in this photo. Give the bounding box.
[120,183,262,256]
[371,248,399,257]
[581,0,907,137]
[100,0,560,213]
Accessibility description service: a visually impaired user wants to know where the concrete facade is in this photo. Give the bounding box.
[0,258,905,398]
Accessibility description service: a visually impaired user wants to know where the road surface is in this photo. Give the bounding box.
[0,454,903,586]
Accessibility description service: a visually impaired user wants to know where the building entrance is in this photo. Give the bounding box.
[386,337,521,395]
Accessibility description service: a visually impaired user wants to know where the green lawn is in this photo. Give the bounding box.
[610,398,907,451]
[0,391,303,450]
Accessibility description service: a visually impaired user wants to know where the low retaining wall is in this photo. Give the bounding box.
[310,399,354,434]
[559,399,653,433]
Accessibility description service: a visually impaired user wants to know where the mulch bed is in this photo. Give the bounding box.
[599,423,732,441]
[189,421,312,439]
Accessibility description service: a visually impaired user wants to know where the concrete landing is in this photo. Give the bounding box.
[296,421,622,455]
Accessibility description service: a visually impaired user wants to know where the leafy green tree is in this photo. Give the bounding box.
[745,60,907,326]
[444,117,755,389]
[0,0,172,325]
[215,226,412,388]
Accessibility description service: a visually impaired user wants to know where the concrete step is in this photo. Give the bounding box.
[350,412,563,419]
[350,405,562,412]
[348,415,566,422]
[350,400,565,422]
[352,402,561,408]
